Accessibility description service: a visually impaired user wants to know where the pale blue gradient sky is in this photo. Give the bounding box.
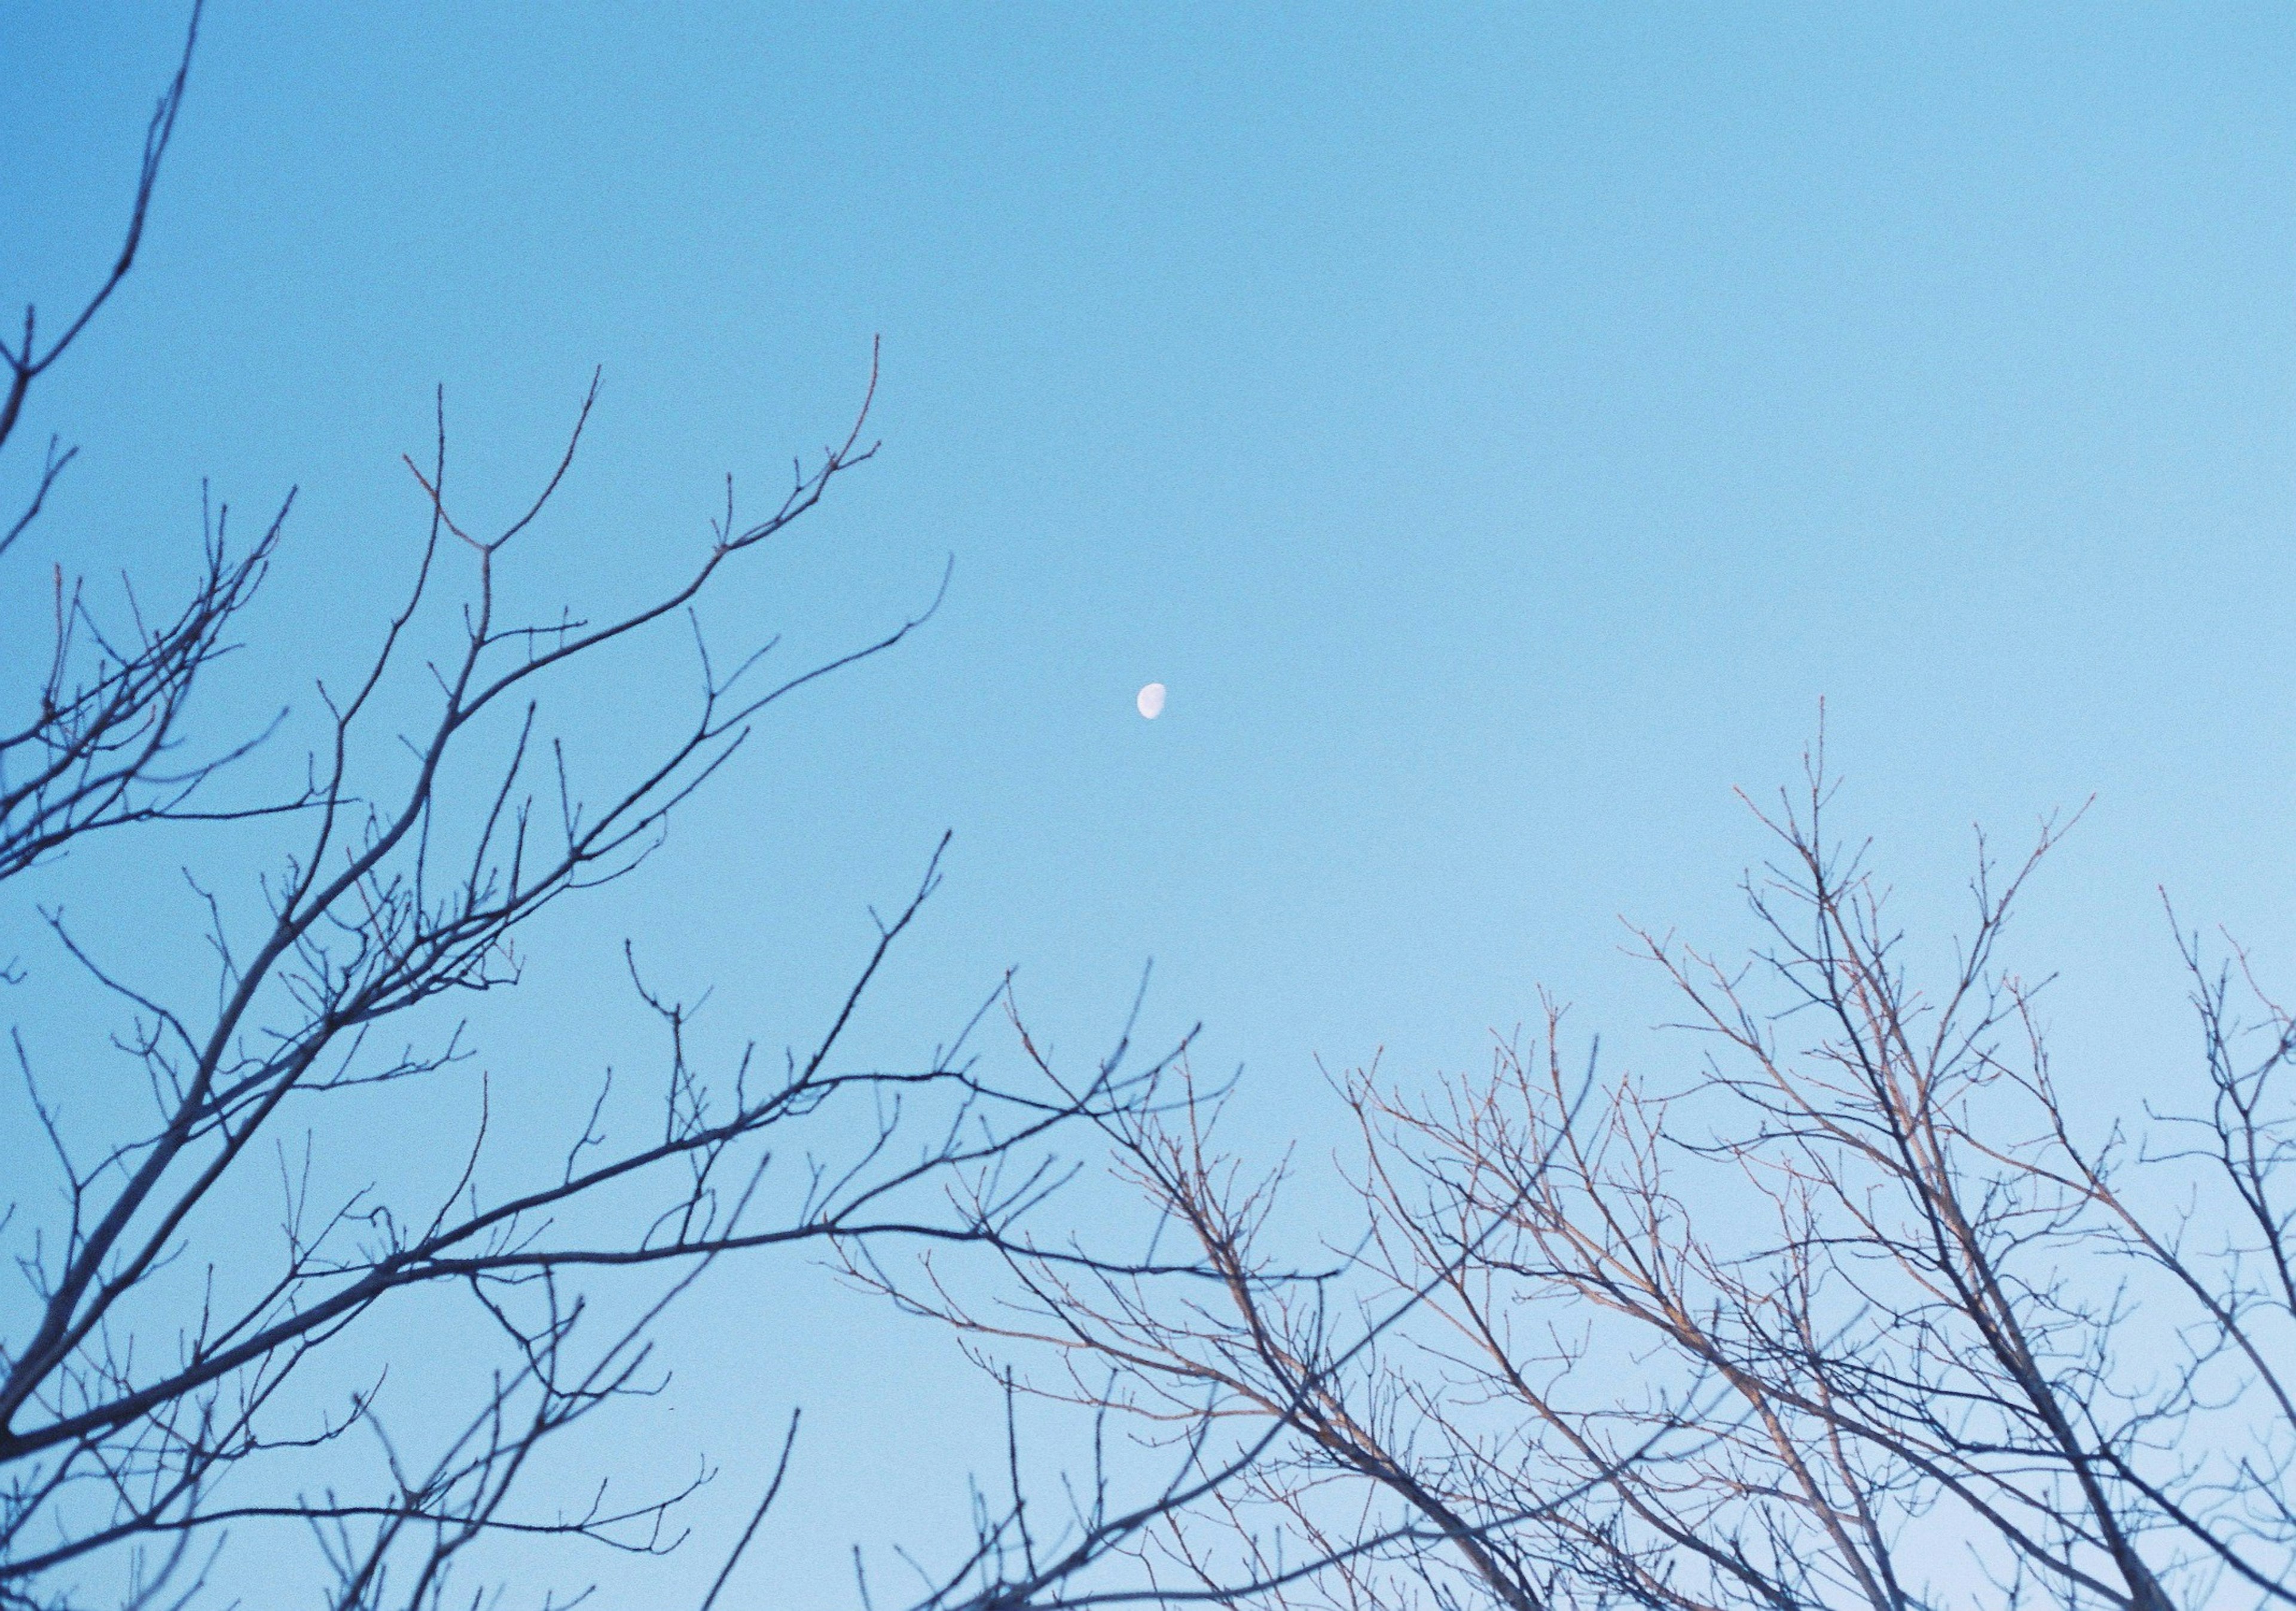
[5,3,2294,1602]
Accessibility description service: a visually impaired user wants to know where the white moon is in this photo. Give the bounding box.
[1136,682,1167,720]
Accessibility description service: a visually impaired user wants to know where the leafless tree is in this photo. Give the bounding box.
[26,17,2287,1611]
[1,14,1219,1609]
[0,4,269,889]
[894,750,2294,1610]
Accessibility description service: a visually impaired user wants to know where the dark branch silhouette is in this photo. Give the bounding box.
[888,744,2295,1609]
[2,20,1226,1610]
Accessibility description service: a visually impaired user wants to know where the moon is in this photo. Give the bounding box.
[1136,682,1167,720]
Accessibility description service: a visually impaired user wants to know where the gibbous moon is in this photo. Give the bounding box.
[1136,682,1167,720]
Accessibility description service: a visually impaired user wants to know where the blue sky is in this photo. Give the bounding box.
[5,2,2294,1602]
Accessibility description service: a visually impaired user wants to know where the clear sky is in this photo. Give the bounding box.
[5,3,2294,1603]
